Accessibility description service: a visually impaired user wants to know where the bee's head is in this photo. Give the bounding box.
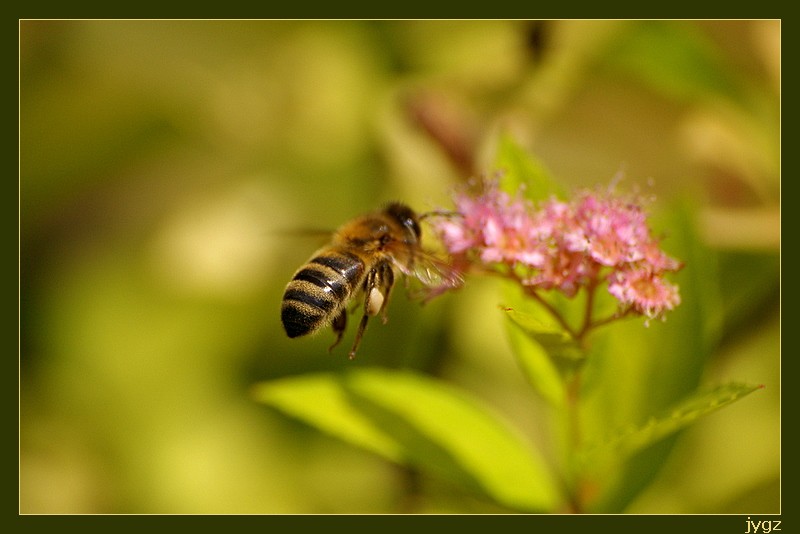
[384,202,421,240]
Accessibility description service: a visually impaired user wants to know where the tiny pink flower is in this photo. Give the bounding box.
[574,193,650,266]
[430,177,682,323]
[639,239,683,273]
[608,268,681,321]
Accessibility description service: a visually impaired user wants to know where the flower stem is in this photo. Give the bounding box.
[575,280,598,345]
[589,306,635,330]
[525,288,579,339]
[563,284,601,513]
[565,368,585,513]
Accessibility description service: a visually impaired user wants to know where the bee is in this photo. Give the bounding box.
[281,202,461,359]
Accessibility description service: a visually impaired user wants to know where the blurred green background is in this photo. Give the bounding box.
[20,20,779,514]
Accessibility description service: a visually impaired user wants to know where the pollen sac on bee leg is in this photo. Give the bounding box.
[366,287,385,316]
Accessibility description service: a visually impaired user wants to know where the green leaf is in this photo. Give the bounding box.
[253,369,561,512]
[493,133,564,202]
[251,373,405,462]
[501,307,573,406]
[503,306,583,363]
[579,382,763,471]
[600,21,745,104]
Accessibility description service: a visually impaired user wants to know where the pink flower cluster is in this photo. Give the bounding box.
[432,180,682,321]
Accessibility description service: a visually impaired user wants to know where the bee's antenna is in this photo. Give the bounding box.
[419,209,462,221]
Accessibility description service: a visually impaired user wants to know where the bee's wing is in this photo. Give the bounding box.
[395,249,464,296]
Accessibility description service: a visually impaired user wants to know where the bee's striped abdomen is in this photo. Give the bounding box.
[281,250,365,338]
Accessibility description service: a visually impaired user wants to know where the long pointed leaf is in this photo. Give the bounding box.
[253,369,561,512]
[493,133,564,202]
[502,307,570,406]
[251,373,404,462]
[579,382,763,471]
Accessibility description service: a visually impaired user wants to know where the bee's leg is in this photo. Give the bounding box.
[329,308,347,353]
[349,314,371,360]
[349,263,395,359]
[375,263,395,324]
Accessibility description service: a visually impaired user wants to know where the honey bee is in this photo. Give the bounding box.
[281,202,461,359]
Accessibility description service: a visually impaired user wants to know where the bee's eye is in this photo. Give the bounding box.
[406,217,421,239]
[385,202,421,239]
